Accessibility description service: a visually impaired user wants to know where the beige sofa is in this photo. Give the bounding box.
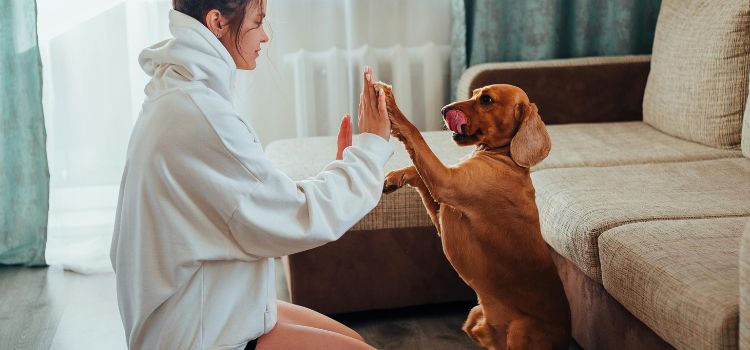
[265,1,750,349]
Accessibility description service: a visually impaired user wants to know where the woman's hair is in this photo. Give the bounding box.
[173,0,262,61]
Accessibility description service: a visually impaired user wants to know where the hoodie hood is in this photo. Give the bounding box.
[139,10,237,101]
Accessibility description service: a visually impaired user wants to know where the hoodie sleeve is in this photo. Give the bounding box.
[206,109,394,258]
[226,131,392,258]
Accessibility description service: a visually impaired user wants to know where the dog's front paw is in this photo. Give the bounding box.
[383,166,416,194]
[373,82,414,141]
[383,170,405,194]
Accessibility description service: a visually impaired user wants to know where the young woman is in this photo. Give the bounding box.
[109,0,392,349]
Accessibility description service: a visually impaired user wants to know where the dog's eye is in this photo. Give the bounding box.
[480,95,493,105]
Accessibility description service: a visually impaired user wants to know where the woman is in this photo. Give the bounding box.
[109,0,392,349]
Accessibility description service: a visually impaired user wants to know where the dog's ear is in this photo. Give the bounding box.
[510,103,551,168]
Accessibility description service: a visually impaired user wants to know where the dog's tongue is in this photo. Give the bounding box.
[445,110,468,134]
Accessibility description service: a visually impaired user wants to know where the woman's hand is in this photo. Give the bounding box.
[336,114,352,160]
[358,66,390,141]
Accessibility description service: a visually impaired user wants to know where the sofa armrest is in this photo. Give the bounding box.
[741,220,750,349]
[456,55,651,125]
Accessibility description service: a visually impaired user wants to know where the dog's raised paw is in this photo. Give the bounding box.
[383,168,410,193]
[383,184,399,194]
[373,81,392,95]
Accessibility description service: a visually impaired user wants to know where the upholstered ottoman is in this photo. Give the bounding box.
[265,132,476,315]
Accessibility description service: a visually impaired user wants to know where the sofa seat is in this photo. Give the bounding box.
[537,121,743,170]
[599,217,749,350]
[532,157,750,282]
[265,122,742,232]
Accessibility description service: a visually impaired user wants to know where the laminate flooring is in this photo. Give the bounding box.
[0,263,582,350]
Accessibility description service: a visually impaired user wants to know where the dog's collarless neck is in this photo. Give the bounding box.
[476,144,510,156]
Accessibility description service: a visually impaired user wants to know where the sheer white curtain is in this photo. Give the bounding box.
[235,0,452,142]
[39,0,451,274]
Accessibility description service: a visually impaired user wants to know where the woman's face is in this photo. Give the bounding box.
[221,0,269,70]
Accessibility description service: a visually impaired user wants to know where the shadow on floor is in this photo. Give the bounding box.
[333,302,583,350]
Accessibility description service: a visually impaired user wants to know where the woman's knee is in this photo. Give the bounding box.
[257,322,374,350]
[276,301,364,342]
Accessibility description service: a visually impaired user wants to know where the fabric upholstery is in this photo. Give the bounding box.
[282,226,475,314]
[532,158,750,281]
[642,0,750,148]
[741,219,750,350]
[600,217,748,350]
[549,247,674,350]
[266,126,743,231]
[537,121,742,171]
[457,56,651,125]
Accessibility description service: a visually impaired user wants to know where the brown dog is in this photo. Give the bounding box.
[378,83,571,350]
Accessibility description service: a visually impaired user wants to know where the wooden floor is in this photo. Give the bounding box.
[0,263,582,350]
[336,302,482,349]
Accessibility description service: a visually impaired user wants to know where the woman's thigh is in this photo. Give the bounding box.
[276,301,363,341]
[257,322,375,350]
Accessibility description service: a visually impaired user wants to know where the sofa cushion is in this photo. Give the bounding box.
[599,217,748,350]
[642,0,750,148]
[266,126,742,231]
[536,121,742,170]
[532,158,750,281]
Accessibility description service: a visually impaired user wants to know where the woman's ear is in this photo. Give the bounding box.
[510,103,551,168]
[205,9,229,39]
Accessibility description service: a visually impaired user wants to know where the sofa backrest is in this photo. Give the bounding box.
[643,0,750,149]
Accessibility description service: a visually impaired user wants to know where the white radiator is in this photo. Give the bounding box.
[284,43,452,137]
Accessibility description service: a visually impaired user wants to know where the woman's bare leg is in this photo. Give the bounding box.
[257,323,374,350]
[276,301,364,341]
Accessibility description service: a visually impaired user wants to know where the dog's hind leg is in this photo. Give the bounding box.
[463,305,506,350]
[506,317,569,350]
[462,305,484,344]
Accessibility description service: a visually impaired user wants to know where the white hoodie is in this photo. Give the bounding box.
[110,10,393,350]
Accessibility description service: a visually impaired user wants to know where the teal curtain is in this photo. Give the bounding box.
[1,0,50,266]
[451,0,662,97]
